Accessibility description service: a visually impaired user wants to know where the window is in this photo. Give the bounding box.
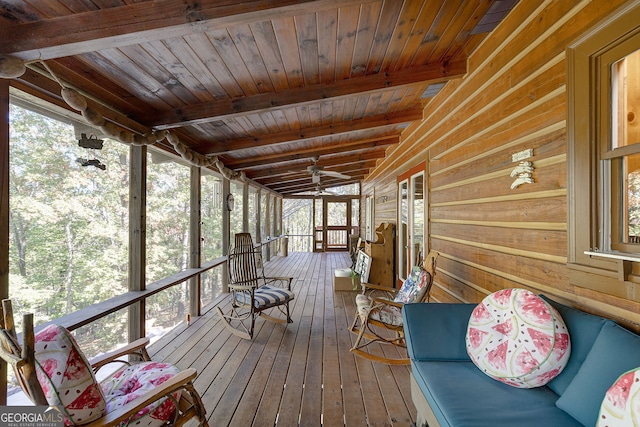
[146,150,190,282]
[568,1,640,272]
[608,50,640,251]
[229,180,244,237]
[9,102,130,355]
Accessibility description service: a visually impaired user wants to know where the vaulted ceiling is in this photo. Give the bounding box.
[1,0,516,195]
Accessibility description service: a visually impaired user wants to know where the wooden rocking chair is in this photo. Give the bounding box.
[0,299,208,427]
[349,250,438,365]
[216,233,295,340]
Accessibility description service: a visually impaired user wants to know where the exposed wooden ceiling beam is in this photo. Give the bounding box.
[199,109,421,155]
[0,0,378,61]
[145,62,465,128]
[225,136,397,170]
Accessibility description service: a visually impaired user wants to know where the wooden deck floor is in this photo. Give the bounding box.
[148,252,416,427]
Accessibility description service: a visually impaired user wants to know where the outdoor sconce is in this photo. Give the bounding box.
[226,193,235,211]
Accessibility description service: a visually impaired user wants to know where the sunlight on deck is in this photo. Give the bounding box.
[148,252,415,426]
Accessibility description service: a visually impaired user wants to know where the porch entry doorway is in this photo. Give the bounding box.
[313,197,353,252]
[397,163,426,282]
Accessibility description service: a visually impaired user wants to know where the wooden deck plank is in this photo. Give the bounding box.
[299,254,325,425]
[250,253,314,426]
[321,252,346,427]
[147,252,415,426]
[275,255,319,426]
[336,291,369,426]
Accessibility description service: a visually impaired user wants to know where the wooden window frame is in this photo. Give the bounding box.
[568,1,640,272]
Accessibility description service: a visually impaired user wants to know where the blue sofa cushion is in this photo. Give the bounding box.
[403,303,475,361]
[541,295,612,396]
[412,360,583,427]
[555,321,640,427]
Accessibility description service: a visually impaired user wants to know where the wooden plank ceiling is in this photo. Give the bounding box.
[0,0,516,195]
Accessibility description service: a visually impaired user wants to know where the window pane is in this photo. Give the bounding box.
[230,181,244,237]
[625,153,640,242]
[283,198,313,252]
[146,151,190,282]
[202,172,222,261]
[351,198,359,235]
[399,181,409,279]
[9,105,129,324]
[612,49,640,150]
[248,187,258,241]
[412,174,425,266]
[260,192,267,240]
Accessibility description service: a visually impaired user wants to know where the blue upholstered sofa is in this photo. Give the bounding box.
[403,296,640,427]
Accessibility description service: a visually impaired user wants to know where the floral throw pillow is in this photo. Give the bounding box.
[34,324,106,425]
[394,266,431,304]
[597,367,640,426]
[101,361,181,427]
[466,288,571,388]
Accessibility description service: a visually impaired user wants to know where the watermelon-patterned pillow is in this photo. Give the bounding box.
[597,367,640,426]
[34,324,106,425]
[465,288,571,388]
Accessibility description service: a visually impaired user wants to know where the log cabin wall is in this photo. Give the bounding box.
[363,0,640,330]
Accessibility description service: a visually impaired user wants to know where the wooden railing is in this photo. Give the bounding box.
[31,235,288,334]
[34,256,227,333]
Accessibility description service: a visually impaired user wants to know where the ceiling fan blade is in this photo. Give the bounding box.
[319,170,351,179]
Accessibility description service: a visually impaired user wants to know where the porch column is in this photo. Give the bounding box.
[189,166,201,318]
[265,192,271,261]
[222,177,230,293]
[256,189,262,244]
[129,145,146,343]
[242,181,249,233]
[0,79,9,404]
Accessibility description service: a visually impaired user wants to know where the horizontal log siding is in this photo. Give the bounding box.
[363,0,640,330]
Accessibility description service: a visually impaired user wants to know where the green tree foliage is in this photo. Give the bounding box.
[9,105,130,353]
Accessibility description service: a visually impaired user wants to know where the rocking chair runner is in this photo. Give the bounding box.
[216,233,295,340]
[0,299,208,427]
[349,250,438,365]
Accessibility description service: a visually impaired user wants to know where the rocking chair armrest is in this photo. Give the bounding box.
[361,282,399,294]
[264,276,294,290]
[90,337,150,371]
[85,368,198,427]
[229,284,256,291]
[371,298,403,309]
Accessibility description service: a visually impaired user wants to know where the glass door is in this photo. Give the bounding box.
[398,180,409,280]
[397,164,426,282]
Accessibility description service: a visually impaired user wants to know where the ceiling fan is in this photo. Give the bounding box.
[304,156,351,184]
[313,185,338,196]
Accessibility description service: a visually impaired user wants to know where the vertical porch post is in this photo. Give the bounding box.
[129,145,146,343]
[0,79,9,404]
[256,189,262,244]
[189,166,201,318]
[222,177,230,293]
[265,192,271,261]
[242,181,249,233]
